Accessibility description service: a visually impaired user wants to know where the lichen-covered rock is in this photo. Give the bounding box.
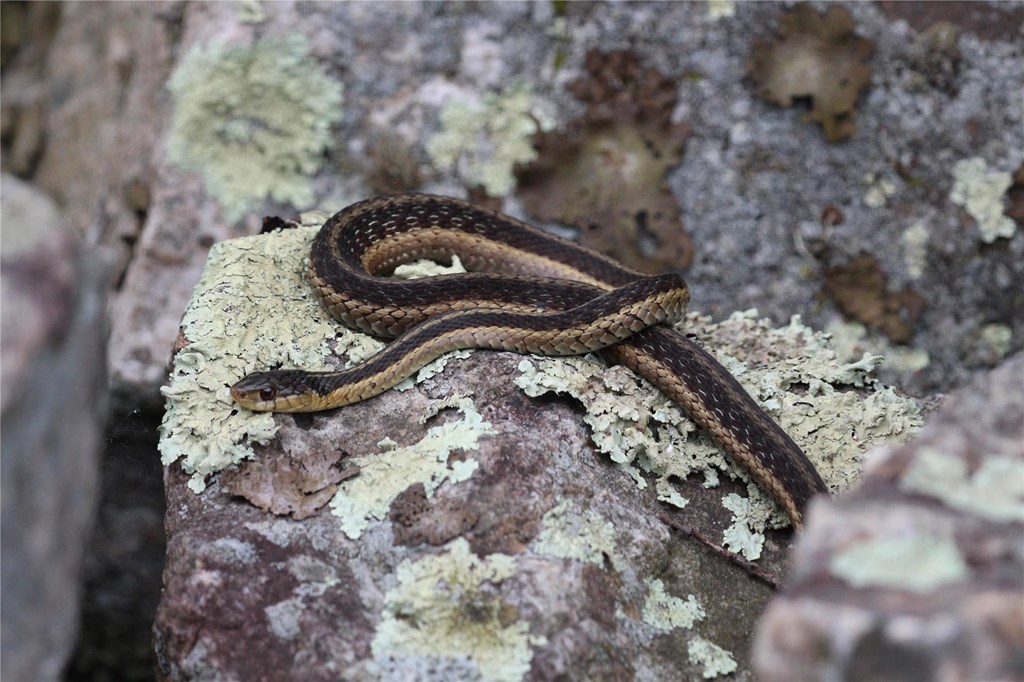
[754,353,1024,682]
[155,224,924,680]
[0,175,109,681]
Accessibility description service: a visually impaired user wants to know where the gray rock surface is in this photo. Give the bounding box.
[1,1,1021,680]
[5,2,1019,401]
[754,353,1024,682]
[0,175,110,681]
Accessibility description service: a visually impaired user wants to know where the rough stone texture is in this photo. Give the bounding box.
[156,351,782,681]
[3,1,1019,403]
[1,1,1021,680]
[754,353,1024,682]
[153,223,925,680]
[0,175,110,681]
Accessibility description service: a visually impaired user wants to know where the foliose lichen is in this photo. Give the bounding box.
[167,36,344,222]
[370,538,545,682]
[899,447,1024,524]
[532,500,621,570]
[329,396,491,539]
[950,157,1016,243]
[158,224,337,492]
[829,534,969,592]
[426,83,554,196]
[515,310,924,552]
[641,579,706,631]
[687,636,738,679]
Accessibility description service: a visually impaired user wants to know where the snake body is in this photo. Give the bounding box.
[231,194,827,528]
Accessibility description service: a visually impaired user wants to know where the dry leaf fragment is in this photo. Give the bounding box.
[748,3,874,142]
[516,49,693,272]
[221,447,360,520]
[824,252,925,343]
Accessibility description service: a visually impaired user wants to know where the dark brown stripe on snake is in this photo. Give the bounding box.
[232,194,828,528]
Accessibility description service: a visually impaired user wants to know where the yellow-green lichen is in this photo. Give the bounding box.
[899,448,1024,524]
[425,83,554,196]
[641,579,705,631]
[862,172,897,208]
[236,0,265,23]
[655,478,689,510]
[167,36,344,222]
[532,500,621,569]
[515,311,924,541]
[950,157,1015,243]
[830,534,969,592]
[826,320,931,375]
[687,636,738,679]
[901,221,930,279]
[707,0,736,21]
[159,223,484,497]
[978,323,1013,361]
[721,493,767,561]
[329,396,491,539]
[158,225,338,492]
[370,538,545,682]
[265,556,341,640]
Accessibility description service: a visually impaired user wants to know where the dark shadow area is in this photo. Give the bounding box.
[64,407,166,682]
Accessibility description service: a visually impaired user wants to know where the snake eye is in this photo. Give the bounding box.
[259,387,276,401]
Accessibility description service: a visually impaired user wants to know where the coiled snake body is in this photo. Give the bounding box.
[231,194,827,528]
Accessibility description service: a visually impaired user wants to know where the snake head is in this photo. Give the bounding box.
[230,370,309,412]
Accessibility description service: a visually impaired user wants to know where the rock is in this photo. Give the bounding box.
[754,353,1024,682]
[0,175,110,682]
[153,225,922,680]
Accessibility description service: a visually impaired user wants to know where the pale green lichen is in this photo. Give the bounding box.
[978,323,1013,361]
[426,83,554,196]
[330,396,490,539]
[901,221,930,279]
[515,310,924,539]
[159,223,482,495]
[641,579,705,631]
[158,226,337,492]
[687,636,738,679]
[265,556,341,639]
[370,538,545,682]
[655,478,689,510]
[830,535,969,592]
[707,0,736,20]
[721,493,767,561]
[265,597,304,640]
[950,157,1015,243]
[236,0,265,23]
[532,500,621,569]
[826,320,931,376]
[900,448,1024,524]
[862,172,897,208]
[167,36,344,222]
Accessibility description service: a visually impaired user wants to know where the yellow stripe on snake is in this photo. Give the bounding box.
[231,194,827,528]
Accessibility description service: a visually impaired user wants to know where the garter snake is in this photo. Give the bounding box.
[231,194,827,528]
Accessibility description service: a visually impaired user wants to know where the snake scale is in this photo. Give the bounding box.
[231,194,827,528]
